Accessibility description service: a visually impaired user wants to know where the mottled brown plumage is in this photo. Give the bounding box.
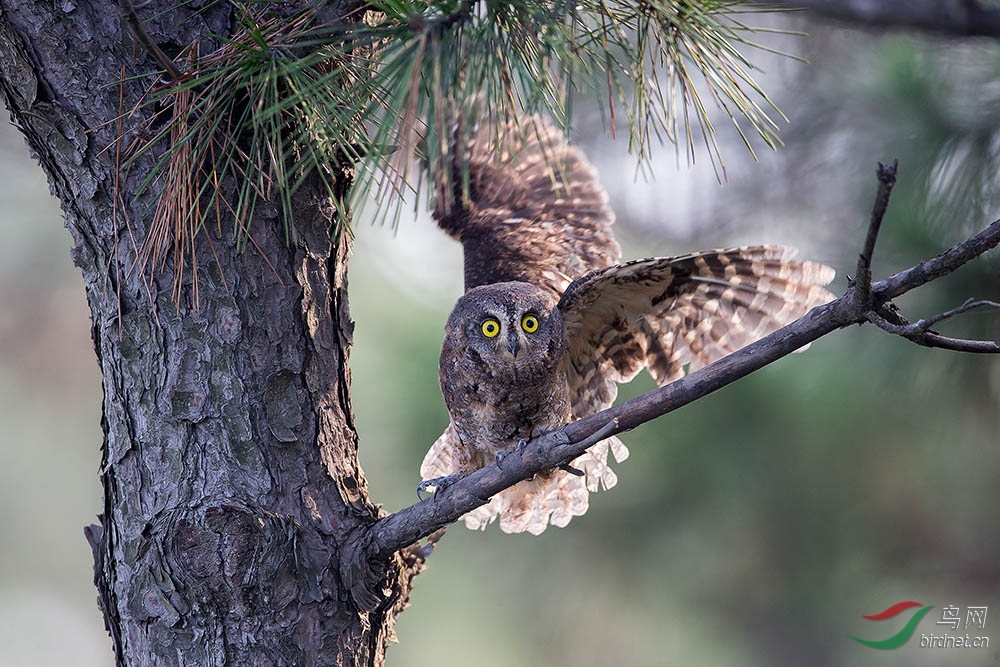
[434,112,619,296]
[420,112,835,534]
[559,246,836,417]
[422,282,627,534]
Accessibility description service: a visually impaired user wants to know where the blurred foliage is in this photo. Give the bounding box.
[2,11,999,667]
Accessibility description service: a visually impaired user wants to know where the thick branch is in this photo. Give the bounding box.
[764,0,1000,38]
[365,194,1000,561]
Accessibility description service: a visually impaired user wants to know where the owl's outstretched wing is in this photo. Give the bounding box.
[558,245,836,418]
[433,112,620,298]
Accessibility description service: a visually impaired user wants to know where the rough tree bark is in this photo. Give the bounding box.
[0,2,420,665]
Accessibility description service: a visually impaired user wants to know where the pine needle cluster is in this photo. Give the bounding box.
[123,0,792,296]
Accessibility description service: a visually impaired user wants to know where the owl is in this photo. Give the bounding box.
[419,111,836,535]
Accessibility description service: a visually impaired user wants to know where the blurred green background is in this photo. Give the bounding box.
[1,14,998,667]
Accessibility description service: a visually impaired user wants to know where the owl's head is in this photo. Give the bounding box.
[444,281,565,373]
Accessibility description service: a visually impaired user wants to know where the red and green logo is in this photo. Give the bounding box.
[847,601,935,650]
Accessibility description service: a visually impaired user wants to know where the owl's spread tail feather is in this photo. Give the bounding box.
[422,428,629,535]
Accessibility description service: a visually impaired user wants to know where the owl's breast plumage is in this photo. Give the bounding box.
[439,336,571,470]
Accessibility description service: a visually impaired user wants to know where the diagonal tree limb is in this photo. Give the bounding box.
[848,161,1000,353]
[364,176,1000,561]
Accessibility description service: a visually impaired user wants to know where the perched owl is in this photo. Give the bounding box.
[420,112,836,535]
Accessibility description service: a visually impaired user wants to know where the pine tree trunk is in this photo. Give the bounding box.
[0,2,419,664]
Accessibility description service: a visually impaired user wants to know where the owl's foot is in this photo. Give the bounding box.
[417,475,462,501]
[495,437,532,469]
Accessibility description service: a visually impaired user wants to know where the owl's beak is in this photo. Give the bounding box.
[507,331,520,358]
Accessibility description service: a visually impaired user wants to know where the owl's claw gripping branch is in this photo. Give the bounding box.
[416,474,462,501]
[494,437,530,469]
[492,442,518,469]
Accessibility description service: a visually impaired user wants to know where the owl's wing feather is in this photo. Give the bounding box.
[419,424,468,480]
[558,245,836,417]
[434,113,620,298]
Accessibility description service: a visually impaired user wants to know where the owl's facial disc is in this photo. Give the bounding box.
[450,281,562,369]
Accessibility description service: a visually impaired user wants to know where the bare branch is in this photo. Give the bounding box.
[763,0,1000,39]
[911,298,1000,330]
[854,160,897,306]
[914,333,1000,353]
[865,299,1000,353]
[364,170,1000,561]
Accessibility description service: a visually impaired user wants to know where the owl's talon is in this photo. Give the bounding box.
[417,474,462,501]
[496,437,530,470]
[558,462,585,477]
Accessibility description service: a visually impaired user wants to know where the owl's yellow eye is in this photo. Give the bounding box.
[481,319,501,338]
[521,315,539,333]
